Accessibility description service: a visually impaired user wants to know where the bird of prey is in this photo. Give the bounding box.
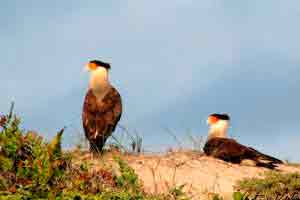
[82,60,122,152]
[203,113,283,169]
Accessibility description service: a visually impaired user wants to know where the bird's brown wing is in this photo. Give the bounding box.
[101,87,122,132]
[82,87,122,151]
[203,138,248,163]
[203,138,282,166]
[82,89,97,140]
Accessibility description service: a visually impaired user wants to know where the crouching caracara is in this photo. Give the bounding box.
[203,113,283,169]
[82,60,122,152]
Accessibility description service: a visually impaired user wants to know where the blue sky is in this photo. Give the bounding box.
[1,1,300,161]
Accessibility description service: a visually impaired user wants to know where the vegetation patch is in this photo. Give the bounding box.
[0,104,190,200]
[2,103,300,200]
[234,171,300,199]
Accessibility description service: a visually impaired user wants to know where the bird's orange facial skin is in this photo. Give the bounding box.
[208,116,219,125]
[88,62,98,71]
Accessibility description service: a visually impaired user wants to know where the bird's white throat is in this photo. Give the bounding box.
[208,120,229,140]
[89,67,111,100]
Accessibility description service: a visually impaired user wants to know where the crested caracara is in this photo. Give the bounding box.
[203,113,282,169]
[82,60,122,152]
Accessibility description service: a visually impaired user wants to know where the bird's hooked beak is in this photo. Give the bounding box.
[83,64,90,72]
[83,62,98,73]
[206,119,210,125]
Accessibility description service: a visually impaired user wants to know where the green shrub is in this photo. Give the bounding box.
[232,192,249,200]
[114,156,141,192]
[0,104,68,198]
[168,184,190,200]
[235,171,300,199]
[0,104,190,200]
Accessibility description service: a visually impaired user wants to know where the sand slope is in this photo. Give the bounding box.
[81,150,300,200]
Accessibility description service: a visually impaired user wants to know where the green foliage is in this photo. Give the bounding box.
[0,156,13,172]
[168,184,190,200]
[211,192,249,200]
[0,104,190,200]
[232,192,249,200]
[212,194,223,200]
[114,156,141,192]
[0,103,68,198]
[48,128,64,160]
[235,171,300,199]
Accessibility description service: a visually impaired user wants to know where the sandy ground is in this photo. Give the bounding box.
[80,150,300,200]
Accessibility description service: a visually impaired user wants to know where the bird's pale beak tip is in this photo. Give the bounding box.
[206,119,210,125]
[83,64,90,72]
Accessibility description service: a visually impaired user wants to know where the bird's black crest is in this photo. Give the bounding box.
[89,60,111,69]
[210,113,230,120]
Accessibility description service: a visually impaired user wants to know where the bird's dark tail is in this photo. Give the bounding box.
[248,147,283,164]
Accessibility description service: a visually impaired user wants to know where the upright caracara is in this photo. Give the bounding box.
[203,113,282,169]
[82,60,122,152]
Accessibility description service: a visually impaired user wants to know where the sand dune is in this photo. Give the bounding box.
[81,150,300,200]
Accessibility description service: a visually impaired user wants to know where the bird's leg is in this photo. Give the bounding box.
[89,141,104,158]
